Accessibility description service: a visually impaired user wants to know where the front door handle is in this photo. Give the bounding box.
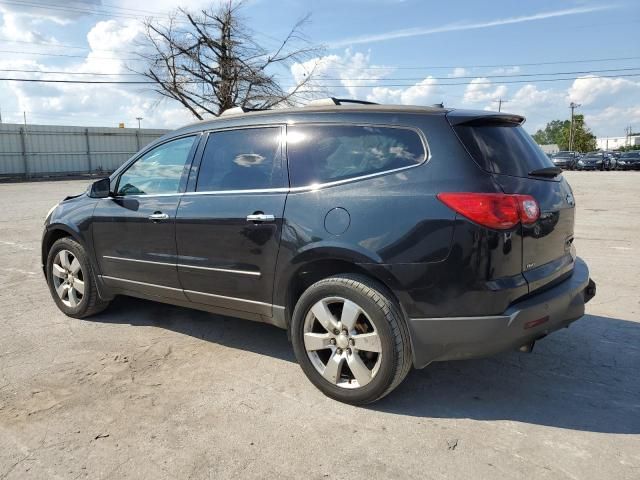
[148,212,169,221]
[246,213,275,223]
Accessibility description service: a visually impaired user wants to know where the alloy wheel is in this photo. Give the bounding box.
[303,296,382,389]
[51,249,85,308]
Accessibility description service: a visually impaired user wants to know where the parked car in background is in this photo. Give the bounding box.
[617,151,640,170]
[577,151,616,170]
[550,151,580,170]
[604,151,619,170]
[41,100,596,404]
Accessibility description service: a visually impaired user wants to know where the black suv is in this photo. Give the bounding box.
[42,100,595,404]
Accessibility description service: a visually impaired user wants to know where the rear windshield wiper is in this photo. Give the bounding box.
[529,166,562,178]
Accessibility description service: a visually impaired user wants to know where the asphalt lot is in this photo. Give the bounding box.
[1,172,639,479]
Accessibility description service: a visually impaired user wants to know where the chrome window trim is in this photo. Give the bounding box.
[286,162,425,193]
[285,121,430,188]
[192,124,287,194]
[110,131,202,181]
[112,133,201,197]
[99,275,284,310]
[103,255,261,277]
[103,122,429,197]
[101,161,425,198]
[285,121,430,161]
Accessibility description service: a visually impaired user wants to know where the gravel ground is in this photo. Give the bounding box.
[0,171,638,479]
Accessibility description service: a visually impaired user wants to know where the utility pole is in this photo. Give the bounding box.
[569,102,581,152]
[493,98,509,112]
[136,117,143,129]
[0,104,2,124]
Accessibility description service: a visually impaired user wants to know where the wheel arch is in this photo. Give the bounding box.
[280,253,405,333]
[41,224,84,272]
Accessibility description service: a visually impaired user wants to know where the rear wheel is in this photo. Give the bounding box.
[291,274,412,405]
[46,237,110,318]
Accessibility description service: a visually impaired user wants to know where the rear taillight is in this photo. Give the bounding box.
[437,192,540,230]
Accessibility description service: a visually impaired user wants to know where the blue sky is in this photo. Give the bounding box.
[0,0,638,137]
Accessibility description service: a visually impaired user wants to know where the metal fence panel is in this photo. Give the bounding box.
[0,123,170,177]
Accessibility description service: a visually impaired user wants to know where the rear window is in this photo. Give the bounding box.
[454,122,554,177]
[286,124,426,187]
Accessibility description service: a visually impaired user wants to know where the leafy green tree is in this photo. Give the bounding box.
[534,116,596,152]
[559,114,597,152]
[532,120,570,145]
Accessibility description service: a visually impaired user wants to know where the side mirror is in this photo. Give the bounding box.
[89,178,111,198]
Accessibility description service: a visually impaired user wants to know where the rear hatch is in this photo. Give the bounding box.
[449,112,576,294]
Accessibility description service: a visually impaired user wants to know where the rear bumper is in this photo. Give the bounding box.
[408,257,595,368]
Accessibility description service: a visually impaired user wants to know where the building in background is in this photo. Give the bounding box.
[596,135,640,151]
[538,144,560,154]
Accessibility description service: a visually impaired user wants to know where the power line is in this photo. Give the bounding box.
[2,72,640,86]
[1,66,638,81]
[0,68,142,76]
[312,66,640,81]
[0,49,140,61]
[0,0,156,20]
[324,56,640,70]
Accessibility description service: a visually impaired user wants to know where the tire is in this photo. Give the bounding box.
[46,237,110,318]
[291,274,412,405]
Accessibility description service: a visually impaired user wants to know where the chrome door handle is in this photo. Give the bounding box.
[148,212,169,221]
[246,213,275,222]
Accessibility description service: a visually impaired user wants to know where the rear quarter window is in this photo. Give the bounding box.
[454,121,554,177]
[286,124,426,187]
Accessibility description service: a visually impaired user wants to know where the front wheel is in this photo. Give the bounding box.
[46,237,110,318]
[291,274,412,405]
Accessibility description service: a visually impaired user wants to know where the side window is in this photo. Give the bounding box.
[286,125,426,187]
[196,127,285,191]
[117,136,196,196]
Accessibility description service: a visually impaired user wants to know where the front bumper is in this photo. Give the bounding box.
[408,257,595,368]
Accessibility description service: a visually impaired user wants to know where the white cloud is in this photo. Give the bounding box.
[328,6,613,47]
[368,77,438,105]
[568,75,640,107]
[448,67,468,78]
[0,18,193,129]
[490,66,521,75]
[291,49,394,99]
[291,49,441,106]
[462,78,507,105]
[511,84,563,110]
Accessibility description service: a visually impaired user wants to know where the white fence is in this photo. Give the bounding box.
[0,123,170,177]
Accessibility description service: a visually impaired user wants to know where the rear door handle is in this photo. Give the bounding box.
[148,212,169,221]
[246,213,275,223]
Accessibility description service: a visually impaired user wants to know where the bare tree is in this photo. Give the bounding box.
[135,1,323,119]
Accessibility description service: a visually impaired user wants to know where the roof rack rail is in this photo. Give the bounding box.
[219,106,268,117]
[306,97,379,107]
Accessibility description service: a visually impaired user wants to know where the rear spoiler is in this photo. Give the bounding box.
[446,110,525,126]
